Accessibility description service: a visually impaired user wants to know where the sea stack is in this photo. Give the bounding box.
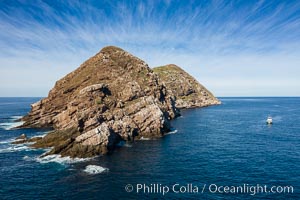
[20,46,219,158]
[153,64,221,108]
[21,46,179,158]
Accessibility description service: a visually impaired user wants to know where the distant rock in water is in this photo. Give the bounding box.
[12,133,28,144]
[16,133,27,140]
[21,46,179,158]
[153,64,220,108]
[12,133,42,144]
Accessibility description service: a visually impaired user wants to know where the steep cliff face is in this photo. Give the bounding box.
[21,46,179,158]
[153,64,220,108]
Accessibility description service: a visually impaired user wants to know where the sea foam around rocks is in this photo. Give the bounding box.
[83,165,109,174]
[0,144,30,153]
[140,137,151,140]
[116,141,133,147]
[165,129,178,135]
[0,131,49,153]
[36,154,92,165]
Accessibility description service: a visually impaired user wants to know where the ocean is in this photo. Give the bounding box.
[0,97,299,199]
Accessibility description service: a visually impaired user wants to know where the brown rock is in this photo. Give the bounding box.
[28,137,43,143]
[22,46,179,158]
[21,48,220,158]
[12,139,27,145]
[12,134,42,144]
[16,133,27,140]
[153,64,221,108]
[12,134,28,144]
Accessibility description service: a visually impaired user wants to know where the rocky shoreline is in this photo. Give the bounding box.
[15,46,220,158]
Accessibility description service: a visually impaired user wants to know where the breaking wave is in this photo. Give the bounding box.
[10,116,23,120]
[23,155,35,161]
[0,121,24,130]
[0,144,31,153]
[140,137,151,140]
[0,115,24,130]
[0,139,14,144]
[36,154,92,165]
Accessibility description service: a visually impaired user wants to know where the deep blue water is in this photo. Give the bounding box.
[0,97,299,199]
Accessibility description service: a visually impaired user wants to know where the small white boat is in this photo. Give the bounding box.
[266,116,273,124]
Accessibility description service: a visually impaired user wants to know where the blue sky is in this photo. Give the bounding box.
[0,0,299,97]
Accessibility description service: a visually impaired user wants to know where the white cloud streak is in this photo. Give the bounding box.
[0,0,299,96]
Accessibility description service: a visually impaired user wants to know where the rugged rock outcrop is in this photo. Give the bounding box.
[21,46,179,158]
[153,64,220,108]
[19,47,220,158]
[16,133,27,140]
[12,134,42,144]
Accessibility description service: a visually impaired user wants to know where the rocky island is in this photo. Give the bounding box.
[18,46,220,158]
[153,64,221,108]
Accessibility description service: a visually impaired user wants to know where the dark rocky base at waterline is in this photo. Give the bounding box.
[12,126,171,158]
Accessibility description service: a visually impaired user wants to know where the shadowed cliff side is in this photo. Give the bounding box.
[153,64,221,108]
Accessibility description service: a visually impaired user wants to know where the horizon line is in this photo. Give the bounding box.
[0,96,300,98]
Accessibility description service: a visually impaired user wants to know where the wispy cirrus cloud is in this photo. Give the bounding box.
[0,0,299,96]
